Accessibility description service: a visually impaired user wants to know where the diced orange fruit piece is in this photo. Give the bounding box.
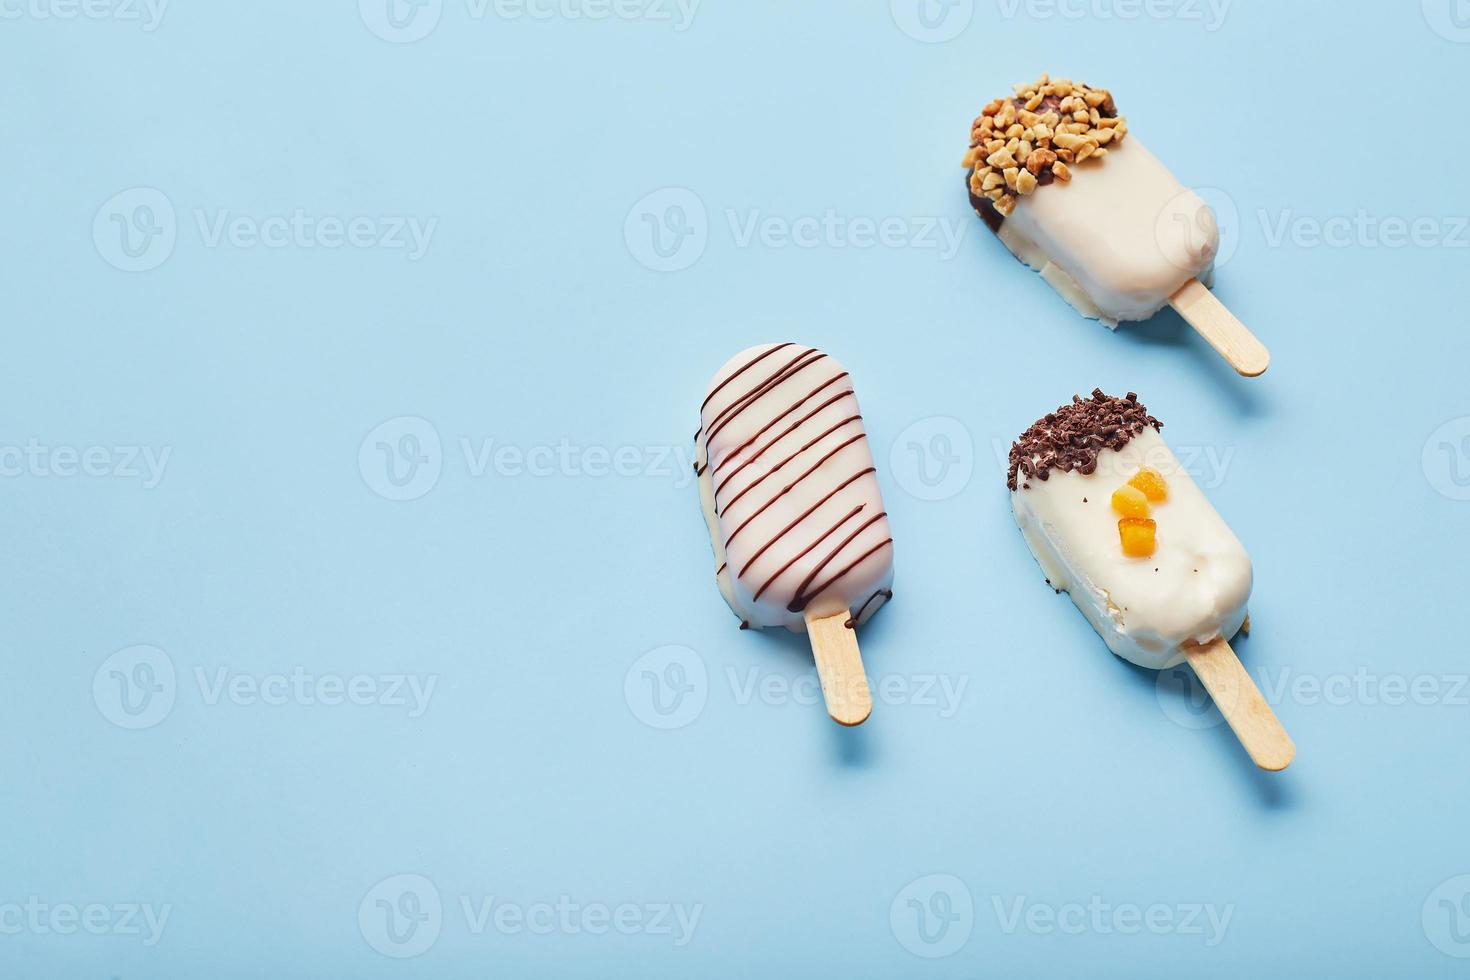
[1118,517,1157,558]
[1111,484,1150,519]
[1128,467,1169,502]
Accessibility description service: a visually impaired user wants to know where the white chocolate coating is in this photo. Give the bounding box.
[695,344,894,632]
[1011,427,1249,670]
[995,137,1218,326]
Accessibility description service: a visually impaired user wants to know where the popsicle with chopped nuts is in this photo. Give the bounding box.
[965,75,1269,377]
[694,343,894,726]
[1008,389,1292,770]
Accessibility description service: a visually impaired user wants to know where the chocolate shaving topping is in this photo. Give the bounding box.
[1007,389,1161,492]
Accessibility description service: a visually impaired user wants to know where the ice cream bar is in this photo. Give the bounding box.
[965,76,1269,377]
[1008,390,1293,770]
[695,343,894,725]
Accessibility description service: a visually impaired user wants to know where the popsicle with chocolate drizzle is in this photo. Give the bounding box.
[694,343,894,726]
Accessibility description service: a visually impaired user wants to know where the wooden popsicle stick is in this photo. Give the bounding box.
[805,610,873,727]
[1183,636,1294,771]
[1169,279,1271,378]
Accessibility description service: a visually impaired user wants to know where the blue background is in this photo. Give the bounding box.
[4,1,1469,976]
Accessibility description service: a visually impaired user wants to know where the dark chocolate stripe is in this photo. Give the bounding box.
[718,422,863,520]
[712,390,856,508]
[786,513,889,613]
[734,467,875,575]
[700,343,793,413]
[788,535,894,615]
[706,349,826,444]
[726,438,866,552]
[707,371,849,498]
[705,347,816,436]
[751,504,864,601]
[707,356,827,450]
[845,589,893,629]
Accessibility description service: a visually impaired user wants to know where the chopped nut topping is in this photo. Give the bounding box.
[965,75,1127,221]
[1025,147,1057,175]
[986,147,1018,169]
